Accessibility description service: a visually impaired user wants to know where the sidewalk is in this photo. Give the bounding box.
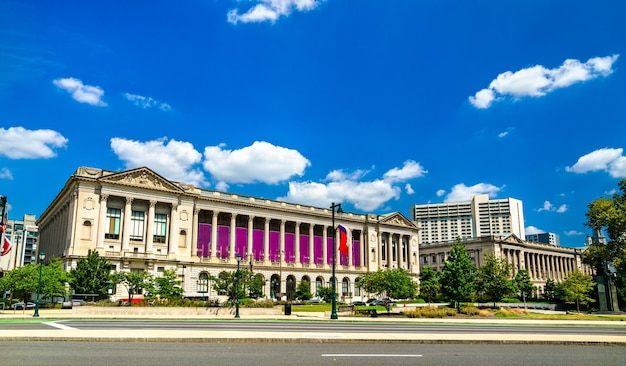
[2,306,626,345]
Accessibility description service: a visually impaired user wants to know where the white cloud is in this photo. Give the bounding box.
[525,225,544,235]
[436,189,446,197]
[405,184,415,195]
[498,131,509,138]
[202,141,310,186]
[278,161,427,211]
[0,126,68,159]
[564,230,584,236]
[0,168,13,180]
[469,54,619,108]
[110,137,206,186]
[383,160,427,182]
[538,200,567,213]
[228,0,321,24]
[53,77,107,106]
[124,93,172,111]
[566,147,626,178]
[443,183,502,202]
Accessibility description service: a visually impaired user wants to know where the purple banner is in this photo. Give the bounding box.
[197,223,211,258]
[217,225,229,258]
[299,234,309,263]
[235,227,247,258]
[327,237,333,265]
[269,231,280,261]
[352,239,361,266]
[313,236,323,264]
[253,229,264,261]
[284,233,295,263]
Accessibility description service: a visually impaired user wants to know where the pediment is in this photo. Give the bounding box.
[379,212,419,229]
[100,167,185,193]
[499,233,524,244]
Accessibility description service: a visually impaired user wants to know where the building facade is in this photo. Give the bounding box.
[36,166,420,302]
[419,235,591,296]
[0,214,39,273]
[526,232,560,246]
[410,194,525,244]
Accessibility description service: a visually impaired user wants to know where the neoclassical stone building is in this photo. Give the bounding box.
[37,166,420,302]
[419,234,592,296]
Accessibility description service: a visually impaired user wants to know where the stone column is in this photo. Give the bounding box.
[247,216,254,261]
[308,224,314,264]
[121,197,133,252]
[322,225,328,266]
[294,221,300,265]
[96,194,108,250]
[168,203,178,256]
[229,213,236,259]
[263,218,270,262]
[191,208,199,257]
[146,200,156,253]
[279,219,285,262]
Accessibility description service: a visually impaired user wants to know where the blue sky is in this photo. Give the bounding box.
[1,1,625,248]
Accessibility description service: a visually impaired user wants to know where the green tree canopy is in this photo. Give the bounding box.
[112,270,153,305]
[514,269,535,306]
[153,269,183,300]
[69,249,113,300]
[561,270,595,313]
[0,264,38,303]
[356,268,417,300]
[439,239,476,310]
[295,279,313,301]
[418,265,440,304]
[476,253,517,307]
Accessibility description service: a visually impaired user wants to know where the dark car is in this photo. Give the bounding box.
[351,301,366,306]
[369,300,386,306]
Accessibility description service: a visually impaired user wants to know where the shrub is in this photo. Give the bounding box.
[494,307,529,317]
[404,306,457,318]
[459,304,480,316]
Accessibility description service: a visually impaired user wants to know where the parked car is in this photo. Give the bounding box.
[305,297,324,303]
[71,299,86,306]
[11,302,36,310]
[351,301,367,306]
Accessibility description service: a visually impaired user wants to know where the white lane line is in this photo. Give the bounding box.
[322,354,423,358]
[44,322,78,330]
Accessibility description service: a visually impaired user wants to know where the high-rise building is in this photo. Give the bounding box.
[526,232,560,246]
[410,194,525,244]
[0,214,38,272]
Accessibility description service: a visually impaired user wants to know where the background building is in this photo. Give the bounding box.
[410,194,525,244]
[36,166,420,302]
[526,232,560,246]
[0,214,39,273]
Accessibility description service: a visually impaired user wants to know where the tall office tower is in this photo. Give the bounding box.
[410,194,525,244]
[526,232,560,246]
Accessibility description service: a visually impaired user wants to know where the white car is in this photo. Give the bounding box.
[11,302,36,309]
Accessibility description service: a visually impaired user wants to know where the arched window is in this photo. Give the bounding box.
[198,272,209,294]
[342,277,349,296]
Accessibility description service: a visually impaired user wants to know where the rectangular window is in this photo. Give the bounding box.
[130,211,145,241]
[105,208,121,240]
[153,213,167,244]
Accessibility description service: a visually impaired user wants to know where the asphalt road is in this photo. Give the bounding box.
[4,341,626,366]
[4,319,625,338]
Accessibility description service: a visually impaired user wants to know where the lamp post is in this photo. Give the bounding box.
[330,202,343,320]
[33,251,45,317]
[235,253,242,319]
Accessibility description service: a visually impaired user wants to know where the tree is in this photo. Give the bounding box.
[41,258,71,301]
[440,239,476,310]
[248,273,265,299]
[583,179,626,307]
[153,269,183,300]
[418,266,440,304]
[317,285,335,303]
[514,269,535,307]
[112,270,153,305]
[295,279,313,301]
[356,268,417,300]
[69,249,114,300]
[476,253,517,307]
[211,270,238,304]
[561,270,595,313]
[0,264,38,303]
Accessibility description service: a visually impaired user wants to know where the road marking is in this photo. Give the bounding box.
[322,354,423,358]
[45,322,78,330]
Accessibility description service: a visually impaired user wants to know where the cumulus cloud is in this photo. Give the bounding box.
[0,126,68,159]
[53,77,107,106]
[469,54,619,109]
[537,200,567,213]
[202,141,310,189]
[228,0,321,24]
[525,226,544,235]
[0,167,13,180]
[124,93,171,111]
[564,230,584,236]
[110,137,206,186]
[278,160,427,211]
[405,184,415,195]
[566,147,626,178]
[442,183,502,202]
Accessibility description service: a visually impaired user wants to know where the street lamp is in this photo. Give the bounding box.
[235,253,242,319]
[33,251,45,317]
[330,202,343,320]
